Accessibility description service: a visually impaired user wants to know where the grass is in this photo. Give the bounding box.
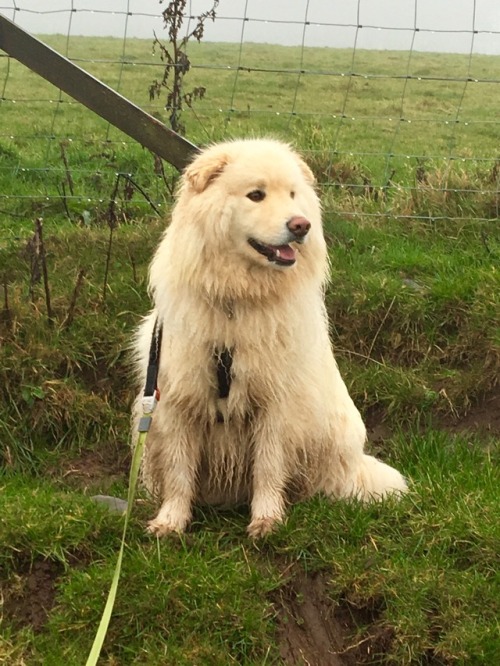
[0,35,499,666]
[1,36,500,221]
[0,432,498,664]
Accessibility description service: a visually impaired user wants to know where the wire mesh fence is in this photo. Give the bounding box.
[1,0,499,224]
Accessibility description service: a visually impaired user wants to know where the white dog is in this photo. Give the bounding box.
[133,139,407,538]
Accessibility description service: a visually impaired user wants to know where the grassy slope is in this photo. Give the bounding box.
[0,36,499,665]
[1,215,497,467]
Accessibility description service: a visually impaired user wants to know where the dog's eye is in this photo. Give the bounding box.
[290,191,295,199]
[247,189,266,202]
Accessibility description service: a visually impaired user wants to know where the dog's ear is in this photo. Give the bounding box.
[184,148,229,193]
[296,156,316,185]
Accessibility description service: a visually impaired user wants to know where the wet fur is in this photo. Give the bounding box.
[132,139,407,537]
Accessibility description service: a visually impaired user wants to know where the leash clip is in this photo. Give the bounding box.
[142,388,160,415]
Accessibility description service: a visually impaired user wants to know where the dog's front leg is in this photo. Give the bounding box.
[247,418,287,538]
[146,415,200,537]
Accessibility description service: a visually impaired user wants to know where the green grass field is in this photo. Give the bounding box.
[1,36,500,221]
[0,35,499,665]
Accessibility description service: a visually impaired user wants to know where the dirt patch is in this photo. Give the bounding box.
[1,558,63,632]
[365,388,500,444]
[274,570,393,666]
[49,445,129,492]
[366,419,394,447]
[1,551,92,632]
[440,388,500,437]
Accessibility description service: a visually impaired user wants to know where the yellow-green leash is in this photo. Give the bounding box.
[84,424,149,666]
[85,319,163,665]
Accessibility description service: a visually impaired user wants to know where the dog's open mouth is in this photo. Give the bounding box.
[248,238,296,266]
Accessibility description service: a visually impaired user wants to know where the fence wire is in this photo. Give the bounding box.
[0,0,499,223]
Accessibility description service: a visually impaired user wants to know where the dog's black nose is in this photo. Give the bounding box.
[287,216,311,238]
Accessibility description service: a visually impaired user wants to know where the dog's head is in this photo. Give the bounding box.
[180,139,322,270]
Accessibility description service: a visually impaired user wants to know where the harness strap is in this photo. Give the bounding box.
[143,320,233,422]
[215,347,233,399]
[140,319,162,422]
[144,319,163,398]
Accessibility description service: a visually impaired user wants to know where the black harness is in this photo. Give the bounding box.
[145,320,233,416]
[144,318,163,401]
[215,347,233,399]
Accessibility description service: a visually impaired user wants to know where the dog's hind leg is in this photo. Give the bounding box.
[144,413,201,537]
[342,453,408,502]
[319,411,408,503]
[323,454,408,502]
[322,450,408,503]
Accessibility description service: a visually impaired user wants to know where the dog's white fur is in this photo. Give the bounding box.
[132,139,407,538]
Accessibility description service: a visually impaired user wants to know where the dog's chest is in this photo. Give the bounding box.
[163,296,309,414]
[210,305,299,404]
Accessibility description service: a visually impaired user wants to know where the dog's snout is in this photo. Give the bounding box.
[287,216,311,238]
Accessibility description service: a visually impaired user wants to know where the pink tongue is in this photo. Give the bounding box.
[274,244,295,261]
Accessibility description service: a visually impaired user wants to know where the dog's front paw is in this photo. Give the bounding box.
[247,515,282,539]
[146,518,185,537]
[146,505,191,537]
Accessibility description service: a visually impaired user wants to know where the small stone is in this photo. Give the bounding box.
[91,495,128,514]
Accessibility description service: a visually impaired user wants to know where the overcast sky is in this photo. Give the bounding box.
[2,0,500,54]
